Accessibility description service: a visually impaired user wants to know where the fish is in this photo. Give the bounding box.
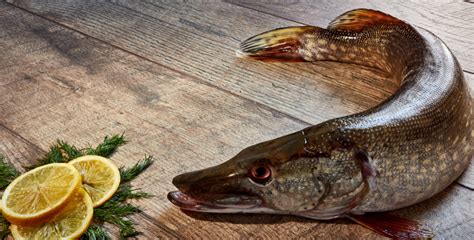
[168,9,473,239]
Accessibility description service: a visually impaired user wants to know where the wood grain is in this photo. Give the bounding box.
[0,1,473,239]
[227,0,474,73]
[0,125,44,172]
[459,155,474,189]
[6,0,400,124]
[6,0,474,189]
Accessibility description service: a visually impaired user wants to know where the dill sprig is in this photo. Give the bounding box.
[84,134,127,157]
[72,135,152,239]
[0,154,16,239]
[94,201,142,238]
[0,215,10,240]
[120,155,153,183]
[91,156,154,238]
[14,134,150,239]
[0,135,151,239]
[36,134,127,166]
[112,184,152,202]
[0,154,19,189]
[81,224,111,240]
[50,135,151,239]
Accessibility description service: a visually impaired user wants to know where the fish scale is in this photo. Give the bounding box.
[169,9,472,238]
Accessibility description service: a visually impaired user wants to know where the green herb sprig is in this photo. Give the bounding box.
[0,154,20,238]
[82,224,110,240]
[0,213,9,240]
[36,134,127,166]
[0,134,153,240]
[0,155,19,189]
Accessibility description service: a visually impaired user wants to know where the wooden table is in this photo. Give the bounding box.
[1,1,473,239]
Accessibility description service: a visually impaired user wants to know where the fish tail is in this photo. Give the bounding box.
[238,9,410,73]
[238,26,318,61]
[346,213,434,239]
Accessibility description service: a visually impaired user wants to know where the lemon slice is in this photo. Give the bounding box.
[69,155,120,207]
[1,163,81,225]
[10,188,93,240]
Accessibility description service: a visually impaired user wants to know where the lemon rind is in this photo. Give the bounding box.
[1,163,82,225]
[10,188,93,240]
[69,155,121,207]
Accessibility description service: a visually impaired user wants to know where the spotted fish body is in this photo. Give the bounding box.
[169,9,472,238]
[286,14,473,212]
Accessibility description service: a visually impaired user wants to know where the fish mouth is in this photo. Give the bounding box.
[167,191,272,213]
[168,161,270,213]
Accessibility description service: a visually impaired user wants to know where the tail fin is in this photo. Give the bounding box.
[347,213,434,239]
[328,9,404,31]
[238,26,317,61]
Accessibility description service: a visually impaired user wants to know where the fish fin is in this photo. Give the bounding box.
[354,149,377,190]
[346,213,434,239]
[238,26,317,61]
[328,9,404,31]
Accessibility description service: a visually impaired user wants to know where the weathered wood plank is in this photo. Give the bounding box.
[0,126,183,239]
[459,157,474,190]
[6,0,400,125]
[0,125,44,172]
[394,185,474,240]
[0,2,344,239]
[6,0,474,190]
[227,0,474,73]
[1,2,473,239]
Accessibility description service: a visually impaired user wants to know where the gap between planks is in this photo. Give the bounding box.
[226,0,474,73]
[4,1,311,128]
[5,1,474,190]
[227,0,474,77]
[0,2,470,239]
[0,124,185,238]
[4,0,403,124]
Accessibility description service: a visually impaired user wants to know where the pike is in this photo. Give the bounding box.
[168,9,472,238]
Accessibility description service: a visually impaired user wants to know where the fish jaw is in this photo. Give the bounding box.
[167,190,280,214]
[168,162,278,214]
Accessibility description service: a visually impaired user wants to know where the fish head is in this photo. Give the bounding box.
[168,129,372,218]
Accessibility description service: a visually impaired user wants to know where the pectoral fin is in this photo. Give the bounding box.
[346,213,434,239]
[347,150,432,238]
[354,149,377,190]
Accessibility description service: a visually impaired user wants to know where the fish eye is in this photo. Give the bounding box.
[249,165,272,184]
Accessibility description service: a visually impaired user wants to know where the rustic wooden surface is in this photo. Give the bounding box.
[1,0,473,239]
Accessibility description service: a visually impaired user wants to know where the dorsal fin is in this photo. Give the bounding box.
[328,9,404,31]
